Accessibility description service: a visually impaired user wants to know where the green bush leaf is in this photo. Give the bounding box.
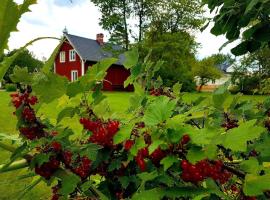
[113,124,134,144]
[57,107,77,123]
[123,48,139,69]
[32,73,68,103]
[240,158,260,174]
[56,170,81,196]
[0,0,37,55]
[143,96,177,126]
[10,66,33,84]
[223,120,265,152]
[243,174,270,196]
[160,156,178,171]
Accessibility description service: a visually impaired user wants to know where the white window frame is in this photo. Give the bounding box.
[71,70,78,82]
[69,50,76,62]
[59,51,65,63]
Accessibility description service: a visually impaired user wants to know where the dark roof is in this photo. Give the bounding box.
[64,33,124,65]
[217,60,232,73]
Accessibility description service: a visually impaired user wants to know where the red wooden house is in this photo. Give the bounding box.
[54,31,132,91]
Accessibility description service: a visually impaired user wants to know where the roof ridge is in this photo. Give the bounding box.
[65,33,97,42]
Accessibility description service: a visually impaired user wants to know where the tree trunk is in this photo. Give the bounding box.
[123,0,129,50]
[138,0,143,42]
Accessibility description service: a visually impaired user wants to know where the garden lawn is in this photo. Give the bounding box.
[0,91,268,199]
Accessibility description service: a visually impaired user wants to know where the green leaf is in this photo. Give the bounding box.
[18,176,42,200]
[82,58,118,84]
[113,124,134,144]
[165,186,209,198]
[42,39,62,74]
[212,83,230,108]
[66,81,84,98]
[231,41,249,56]
[187,146,209,164]
[10,66,32,84]
[0,0,37,55]
[108,159,122,172]
[143,96,177,126]
[57,107,77,123]
[189,128,218,145]
[223,120,265,152]
[172,82,182,97]
[148,140,164,154]
[132,188,164,200]
[56,170,81,196]
[0,37,56,81]
[123,48,139,69]
[79,143,102,161]
[92,85,106,105]
[240,158,260,174]
[253,24,270,42]
[32,73,68,103]
[160,156,178,171]
[243,174,270,196]
[30,153,51,167]
[130,137,146,156]
[137,170,159,191]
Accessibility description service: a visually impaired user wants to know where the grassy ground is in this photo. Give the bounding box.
[0,91,268,199]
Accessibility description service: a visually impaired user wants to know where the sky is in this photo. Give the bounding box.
[10,0,235,60]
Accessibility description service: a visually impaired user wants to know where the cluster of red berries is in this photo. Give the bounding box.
[35,156,60,179]
[62,150,92,179]
[51,185,61,200]
[181,134,191,145]
[181,160,232,184]
[10,92,46,140]
[19,126,45,140]
[150,88,162,96]
[10,92,38,108]
[22,107,36,122]
[80,118,120,147]
[222,113,239,131]
[124,140,167,171]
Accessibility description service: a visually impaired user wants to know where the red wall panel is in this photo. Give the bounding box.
[55,40,82,80]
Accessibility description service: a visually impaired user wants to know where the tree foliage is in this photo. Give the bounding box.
[141,31,198,91]
[192,56,222,91]
[203,0,270,56]
[2,49,43,82]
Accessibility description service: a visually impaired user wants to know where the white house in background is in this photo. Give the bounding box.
[196,61,236,92]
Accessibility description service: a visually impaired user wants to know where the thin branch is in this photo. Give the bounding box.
[0,159,28,173]
[190,119,201,129]
[0,142,17,152]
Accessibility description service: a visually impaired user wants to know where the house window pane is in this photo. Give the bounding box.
[69,50,76,61]
[60,51,65,63]
[71,70,78,81]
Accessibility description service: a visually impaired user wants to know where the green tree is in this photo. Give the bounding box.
[231,47,270,94]
[149,0,205,34]
[192,56,222,92]
[2,49,43,82]
[141,31,198,91]
[203,0,270,56]
[91,0,131,50]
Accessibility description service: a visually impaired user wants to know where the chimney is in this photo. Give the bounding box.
[96,33,104,45]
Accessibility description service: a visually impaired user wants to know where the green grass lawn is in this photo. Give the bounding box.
[0,91,268,199]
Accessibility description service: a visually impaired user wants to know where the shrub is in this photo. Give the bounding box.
[228,84,239,94]
[5,83,17,92]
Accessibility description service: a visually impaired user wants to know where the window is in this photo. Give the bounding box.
[71,70,78,82]
[69,50,76,61]
[59,51,65,63]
